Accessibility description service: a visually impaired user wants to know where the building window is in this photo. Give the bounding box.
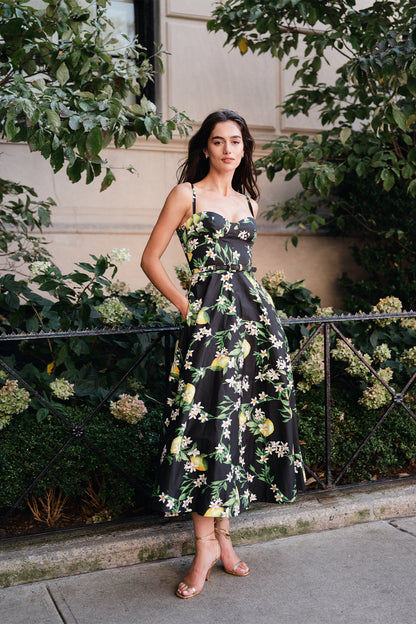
[105,0,156,102]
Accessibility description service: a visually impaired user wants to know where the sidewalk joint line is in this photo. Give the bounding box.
[388,520,416,539]
[46,585,68,624]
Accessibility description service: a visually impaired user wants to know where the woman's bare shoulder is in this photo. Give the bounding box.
[237,191,259,217]
[166,182,193,204]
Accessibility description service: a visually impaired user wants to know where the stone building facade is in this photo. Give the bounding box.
[0,0,362,305]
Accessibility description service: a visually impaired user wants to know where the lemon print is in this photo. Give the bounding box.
[196,310,210,324]
[242,339,251,358]
[239,411,247,426]
[210,355,230,370]
[187,251,193,261]
[183,383,195,403]
[204,506,225,517]
[170,361,179,377]
[190,456,208,471]
[170,436,183,455]
[260,419,274,437]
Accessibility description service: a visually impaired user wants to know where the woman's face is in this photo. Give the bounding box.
[204,120,244,172]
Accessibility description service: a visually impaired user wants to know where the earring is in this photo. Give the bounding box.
[205,154,208,159]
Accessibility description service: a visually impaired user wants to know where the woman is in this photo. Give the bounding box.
[141,110,305,599]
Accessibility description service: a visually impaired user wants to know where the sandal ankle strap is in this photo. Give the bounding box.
[196,531,217,542]
[214,527,231,540]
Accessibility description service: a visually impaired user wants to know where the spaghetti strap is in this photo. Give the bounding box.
[191,184,196,214]
[245,194,254,217]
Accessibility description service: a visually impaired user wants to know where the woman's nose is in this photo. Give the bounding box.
[223,142,231,153]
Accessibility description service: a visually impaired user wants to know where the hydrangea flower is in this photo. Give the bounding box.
[314,306,334,317]
[262,270,286,298]
[400,317,416,331]
[144,282,170,309]
[95,297,133,326]
[106,280,129,296]
[29,260,52,277]
[110,394,147,424]
[373,344,391,363]
[359,382,391,410]
[0,379,31,430]
[175,264,192,291]
[110,248,131,263]
[293,333,325,392]
[359,369,393,410]
[372,296,402,327]
[331,339,373,382]
[400,346,416,368]
[50,378,75,400]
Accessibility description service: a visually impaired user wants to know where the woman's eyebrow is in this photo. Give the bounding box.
[210,135,242,140]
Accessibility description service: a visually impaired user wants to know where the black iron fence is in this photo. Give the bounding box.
[0,310,415,537]
[286,311,416,489]
[0,325,178,536]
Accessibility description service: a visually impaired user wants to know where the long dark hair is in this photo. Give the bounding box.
[177,109,260,200]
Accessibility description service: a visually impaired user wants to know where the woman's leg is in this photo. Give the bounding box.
[176,513,220,598]
[214,517,250,576]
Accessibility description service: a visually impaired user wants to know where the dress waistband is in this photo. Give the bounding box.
[192,263,256,274]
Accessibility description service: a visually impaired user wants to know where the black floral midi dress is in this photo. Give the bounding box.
[154,185,305,517]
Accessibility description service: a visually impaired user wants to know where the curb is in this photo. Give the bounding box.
[1,477,415,588]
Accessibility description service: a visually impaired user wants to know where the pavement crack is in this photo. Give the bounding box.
[388,520,416,539]
[46,585,68,624]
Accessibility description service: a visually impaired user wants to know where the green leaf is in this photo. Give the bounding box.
[46,109,61,132]
[144,116,154,134]
[123,130,137,148]
[407,179,416,196]
[340,127,351,145]
[56,62,70,86]
[392,107,408,132]
[36,407,50,423]
[100,167,116,191]
[5,111,18,140]
[381,170,395,192]
[402,163,414,179]
[86,127,103,158]
[50,144,64,171]
[406,76,416,97]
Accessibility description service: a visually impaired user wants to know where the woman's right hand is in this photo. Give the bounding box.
[179,297,189,322]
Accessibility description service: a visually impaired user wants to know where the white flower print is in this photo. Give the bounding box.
[157,209,304,518]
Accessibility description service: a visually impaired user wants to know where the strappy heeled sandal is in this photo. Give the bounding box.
[175,532,220,599]
[214,526,250,577]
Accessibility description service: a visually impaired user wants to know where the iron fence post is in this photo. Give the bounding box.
[324,322,333,487]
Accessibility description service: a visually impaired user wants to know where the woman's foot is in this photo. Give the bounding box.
[176,532,221,599]
[214,521,250,577]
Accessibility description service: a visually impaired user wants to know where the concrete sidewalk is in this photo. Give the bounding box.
[1,477,416,588]
[2,515,416,624]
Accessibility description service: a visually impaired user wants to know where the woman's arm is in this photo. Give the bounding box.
[141,183,192,320]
